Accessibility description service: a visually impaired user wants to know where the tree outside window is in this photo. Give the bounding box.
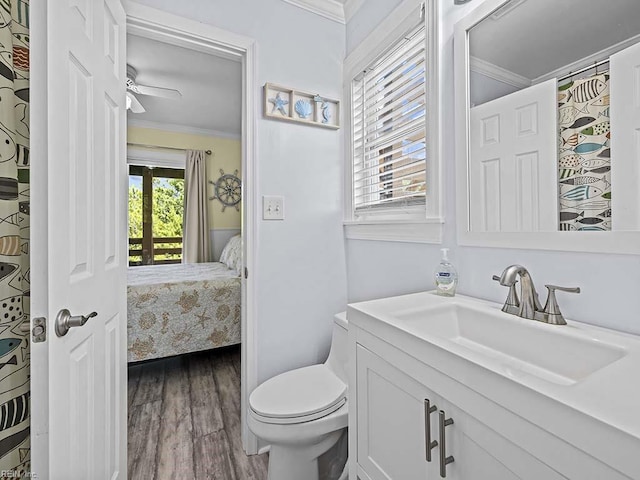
[128,166,185,266]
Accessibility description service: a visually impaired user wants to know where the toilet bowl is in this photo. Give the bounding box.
[248,312,349,480]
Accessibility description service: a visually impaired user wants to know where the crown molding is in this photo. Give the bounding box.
[469,56,532,89]
[127,118,241,140]
[344,0,365,22]
[282,0,346,24]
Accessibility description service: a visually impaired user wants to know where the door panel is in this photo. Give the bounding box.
[470,80,557,232]
[442,400,567,480]
[32,0,127,477]
[611,41,640,230]
[356,345,436,480]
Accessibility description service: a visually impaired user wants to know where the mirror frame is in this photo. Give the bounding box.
[454,0,640,255]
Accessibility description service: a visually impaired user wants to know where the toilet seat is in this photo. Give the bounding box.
[250,397,347,425]
[249,364,347,425]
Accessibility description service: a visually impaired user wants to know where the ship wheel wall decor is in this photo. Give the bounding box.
[209,169,242,212]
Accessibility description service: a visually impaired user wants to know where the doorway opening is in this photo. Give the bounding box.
[125,3,259,476]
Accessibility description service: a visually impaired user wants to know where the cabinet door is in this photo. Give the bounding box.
[438,401,567,480]
[356,345,439,479]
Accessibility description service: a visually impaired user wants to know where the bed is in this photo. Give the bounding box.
[127,236,242,363]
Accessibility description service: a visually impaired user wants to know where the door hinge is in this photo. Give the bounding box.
[32,317,47,343]
[244,267,248,279]
[420,1,426,20]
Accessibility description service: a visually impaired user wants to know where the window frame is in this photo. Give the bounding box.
[343,0,443,243]
[127,147,187,266]
[128,165,185,266]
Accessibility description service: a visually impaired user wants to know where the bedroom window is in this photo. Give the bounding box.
[128,165,185,266]
[343,0,442,243]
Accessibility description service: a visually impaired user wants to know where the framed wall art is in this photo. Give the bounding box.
[264,83,340,129]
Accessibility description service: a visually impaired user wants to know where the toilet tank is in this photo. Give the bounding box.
[325,312,348,385]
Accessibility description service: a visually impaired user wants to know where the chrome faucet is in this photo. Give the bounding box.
[492,265,580,325]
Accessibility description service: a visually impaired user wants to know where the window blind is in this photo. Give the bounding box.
[352,22,427,213]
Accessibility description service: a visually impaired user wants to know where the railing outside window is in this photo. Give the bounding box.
[128,236,183,266]
[129,165,185,266]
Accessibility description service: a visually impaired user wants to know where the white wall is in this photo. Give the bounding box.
[345,0,640,336]
[470,70,521,106]
[346,0,403,54]
[130,0,348,382]
[211,228,241,262]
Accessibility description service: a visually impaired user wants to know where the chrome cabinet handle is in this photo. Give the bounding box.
[55,309,97,337]
[439,410,454,478]
[424,399,438,461]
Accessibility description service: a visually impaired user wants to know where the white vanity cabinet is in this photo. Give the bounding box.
[349,323,632,480]
[354,340,565,480]
[439,396,565,480]
[355,344,432,479]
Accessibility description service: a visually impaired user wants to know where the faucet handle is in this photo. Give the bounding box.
[546,285,581,295]
[543,285,580,325]
[493,274,519,313]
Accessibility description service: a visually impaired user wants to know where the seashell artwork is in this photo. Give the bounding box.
[321,101,331,124]
[294,99,312,119]
[268,92,289,116]
[264,83,339,129]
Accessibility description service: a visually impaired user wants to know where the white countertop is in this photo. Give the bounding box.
[348,291,640,478]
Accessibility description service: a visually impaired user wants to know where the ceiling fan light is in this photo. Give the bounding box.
[126,93,132,110]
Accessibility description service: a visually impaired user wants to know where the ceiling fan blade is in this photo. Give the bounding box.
[127,92,146,113]
[137,84,182,99]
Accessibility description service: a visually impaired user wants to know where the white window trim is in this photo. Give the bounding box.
[343,0,443,243]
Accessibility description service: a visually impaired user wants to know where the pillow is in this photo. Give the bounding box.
[220,234,242,275]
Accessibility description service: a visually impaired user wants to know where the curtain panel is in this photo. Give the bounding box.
[183,150,210,263]
[558,73,611,231]
[0,0,31,473]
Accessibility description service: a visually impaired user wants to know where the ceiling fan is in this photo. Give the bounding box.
[126,64,182,113]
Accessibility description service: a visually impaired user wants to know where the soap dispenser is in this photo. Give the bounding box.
[434,248,458,297]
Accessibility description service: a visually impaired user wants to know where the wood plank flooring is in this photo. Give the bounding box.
[128,346,269,480]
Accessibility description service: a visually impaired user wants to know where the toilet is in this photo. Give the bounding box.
[248,312,349,480]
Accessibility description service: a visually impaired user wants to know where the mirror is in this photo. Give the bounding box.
[455,0,640,253]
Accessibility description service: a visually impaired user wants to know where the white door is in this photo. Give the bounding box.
[440,400,567,480]
[355,345,436,479]
[469,79,557,232]
[31,0,127,478]
[611,41,640,231]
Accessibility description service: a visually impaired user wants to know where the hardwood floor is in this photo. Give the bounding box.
[128,346,269,480]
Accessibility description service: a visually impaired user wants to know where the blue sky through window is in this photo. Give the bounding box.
[129,175,142,189]
[129,176,176,189]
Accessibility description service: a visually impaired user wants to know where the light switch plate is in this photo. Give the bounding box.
[263,195,285,220]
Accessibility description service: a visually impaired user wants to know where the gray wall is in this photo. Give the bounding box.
[345,0,640,336]
[131,0,348,382]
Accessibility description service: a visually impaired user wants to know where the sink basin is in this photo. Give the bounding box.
[348,291,640,477]
[393,302,626,386]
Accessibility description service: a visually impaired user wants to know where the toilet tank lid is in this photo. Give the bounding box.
[250,364,346,419]
[334,311,347,329]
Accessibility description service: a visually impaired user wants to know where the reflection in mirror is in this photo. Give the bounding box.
[466,0,640,232]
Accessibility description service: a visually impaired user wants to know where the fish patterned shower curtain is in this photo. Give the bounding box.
[0,0,30,476]
[558,73,611,231]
